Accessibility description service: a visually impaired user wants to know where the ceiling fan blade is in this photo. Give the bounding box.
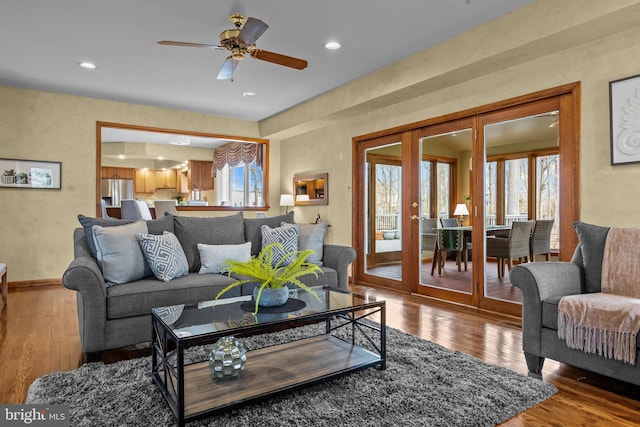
[217,56,239,80]
[157,40,222,49]
[251,50,308,70]
[238,17,268,45]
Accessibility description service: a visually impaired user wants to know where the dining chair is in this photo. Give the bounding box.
[421,218,438,253]
[529,219,554,261]
[120,199,138,220]
[154,200,178,218]
[133,200,153,220]
[486,220,534,279]
[100,199,113,219]
[435,218,469,273]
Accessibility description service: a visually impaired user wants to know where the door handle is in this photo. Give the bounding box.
[412,202,418,208]
[409,215,420,220]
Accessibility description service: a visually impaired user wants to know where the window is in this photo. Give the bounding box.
[420,158,455,219]
[215,161,264,207]
[486,150,559,250]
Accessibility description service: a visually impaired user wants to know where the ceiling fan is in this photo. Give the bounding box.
[157,14,308,80]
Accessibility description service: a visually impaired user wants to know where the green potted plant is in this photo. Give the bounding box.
[216,242,323,313]
[2,169,16,184]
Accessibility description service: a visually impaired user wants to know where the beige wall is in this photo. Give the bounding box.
[274,0,640,249]
[5,0,640,281]
[0,86,264,281]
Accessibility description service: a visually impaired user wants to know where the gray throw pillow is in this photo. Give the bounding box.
[92,221,152,286]
[281,222,327,266]
[78,214,134,258]
[198,241,252,274]
[261,223,300,266]
[244,212,295,256]
[174,213,245,272]
[139,231,189,282]
[573,221,610,293]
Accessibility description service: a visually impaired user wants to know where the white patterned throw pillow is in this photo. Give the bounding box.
[198,242,252,274]
[261,223,300,266]
[138,231,189,282]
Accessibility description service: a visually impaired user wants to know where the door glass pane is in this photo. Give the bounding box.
[483,110,559,303]
[364,143,403,281]
[419,128,472,294]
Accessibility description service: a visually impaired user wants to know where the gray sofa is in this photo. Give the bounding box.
[63,212,356,361]
[510,221,640,386]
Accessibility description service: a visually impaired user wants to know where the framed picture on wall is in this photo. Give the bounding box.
[610,73,640,165]
[0,158,61,189]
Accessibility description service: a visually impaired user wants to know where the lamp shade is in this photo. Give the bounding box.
[453,203,469,216]
[279,194,294,206]
[296,194,310,202]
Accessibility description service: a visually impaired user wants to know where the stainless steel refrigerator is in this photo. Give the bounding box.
[101,179,134,207]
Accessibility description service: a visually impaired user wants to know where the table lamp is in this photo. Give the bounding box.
[453,203,470,226]
[280,194,294,214]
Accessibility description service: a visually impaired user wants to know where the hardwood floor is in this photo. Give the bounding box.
[1,284,639,425]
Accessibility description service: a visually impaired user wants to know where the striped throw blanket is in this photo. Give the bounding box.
[558,228,640,364]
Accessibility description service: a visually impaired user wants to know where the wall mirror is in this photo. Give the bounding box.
[293,173,328,205]
[96,121,269,215]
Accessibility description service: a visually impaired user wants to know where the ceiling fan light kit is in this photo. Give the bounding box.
[158,14,308,81]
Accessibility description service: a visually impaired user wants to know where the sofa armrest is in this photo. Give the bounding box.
[322,244,356,290]
[510,262,582,355]
[62,256,108,353]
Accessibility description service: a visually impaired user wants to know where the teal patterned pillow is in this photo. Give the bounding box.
[261,223,300,266]
[138,231,189,282]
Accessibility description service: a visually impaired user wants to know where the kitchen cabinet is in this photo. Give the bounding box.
[155,170,177,189]
[102,167,134,180]
[188,160,214,190]
[134,169,156,193]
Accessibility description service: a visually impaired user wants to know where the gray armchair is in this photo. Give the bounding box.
[486,220,534,278]
[510,221,640,386]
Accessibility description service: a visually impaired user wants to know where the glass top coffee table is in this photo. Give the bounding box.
[151,286,386,427]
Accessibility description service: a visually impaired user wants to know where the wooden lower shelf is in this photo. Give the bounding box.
[182,334,382,418]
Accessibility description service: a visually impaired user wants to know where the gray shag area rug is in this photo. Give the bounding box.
[27,323,556,426]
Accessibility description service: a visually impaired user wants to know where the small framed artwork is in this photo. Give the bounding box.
[0,158,61,189]
[610,74,640,165]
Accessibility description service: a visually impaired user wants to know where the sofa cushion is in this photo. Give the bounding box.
[93,221,152,285]
[138,231,189,282]
[78,215,134,258]
[262,223,300,266]
[244,212,294,256]
[106,272,240,319]
[174,213,245,273]
[198,241,251,274]
[573,221,611,293]
[542,295,562,330]
[282,222,327,266]
[146,213,175,235]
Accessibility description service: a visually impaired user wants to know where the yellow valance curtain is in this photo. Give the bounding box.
[212,142,263,177]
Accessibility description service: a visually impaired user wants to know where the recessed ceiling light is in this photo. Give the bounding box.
[78,61,96,70]
[169,136,190,146]
[242,92,257,98]
[158,156,164,160]
[325,41,341,50]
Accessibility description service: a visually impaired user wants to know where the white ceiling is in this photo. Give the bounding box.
[1,0,535,122]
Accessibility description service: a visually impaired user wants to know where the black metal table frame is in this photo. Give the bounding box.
[151,298,386,427]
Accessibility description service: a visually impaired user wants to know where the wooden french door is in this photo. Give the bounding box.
[353,84,579,315]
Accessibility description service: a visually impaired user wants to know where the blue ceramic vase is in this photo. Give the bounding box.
[253,285,289,307]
